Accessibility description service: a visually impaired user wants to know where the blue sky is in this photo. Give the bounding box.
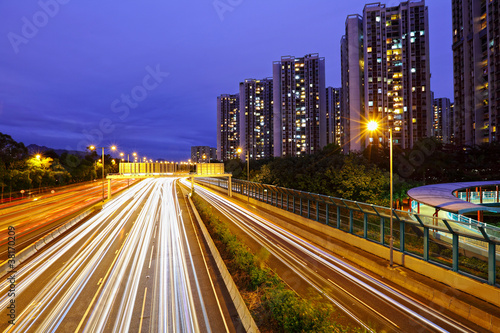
[0,0,452,160]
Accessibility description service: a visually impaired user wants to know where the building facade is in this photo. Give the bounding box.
[452,0,500,145]
[341,1,431,152]
[191,146,216,163]
[273,54,327,157]
[239,78,274,160]
[216,94,240,161]
[341,15,364,152]
[326,87,342,146]
[432,97,452,143]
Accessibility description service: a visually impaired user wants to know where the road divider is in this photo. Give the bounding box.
[0,207,97,278]
[187,195,260,333]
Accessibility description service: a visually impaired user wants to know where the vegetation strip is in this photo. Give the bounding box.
[192,193,362,333]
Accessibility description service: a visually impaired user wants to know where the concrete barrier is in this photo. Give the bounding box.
[199,181,500,331]
[187,195,260,333]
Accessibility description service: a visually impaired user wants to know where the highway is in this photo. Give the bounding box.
[0,178,233,332]
[0,179,136,260]
[186,180,486,333]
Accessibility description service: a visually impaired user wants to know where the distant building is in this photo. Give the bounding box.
[341,1,431,151]
[326,87,342,146]
[217,93,240,161]
[239,78,274,160]
[273,54,326,157]
[432,97,452,143]
[452,0,500,145]
[191,146,216,163]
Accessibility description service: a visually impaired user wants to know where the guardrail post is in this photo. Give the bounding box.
[349,210,353,233]
[299,198,303,217]
[452,234,459,272]
[228,176,232,197]
[316,201,320,222]
[337,206,341,229]
[325,204,329,225]
[400,220,405,252]
[423,227,429,261]
[307,199,311,219]
[381,218,385,245]
[292,196,295,213]
[363,213,368,239]
[489,242,496,285]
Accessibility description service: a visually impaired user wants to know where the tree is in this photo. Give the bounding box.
[0,132,28,167]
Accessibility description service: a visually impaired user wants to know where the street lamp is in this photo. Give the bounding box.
[120,152,131,187]
[237,147,249,182]
[89,145,116,201]
[367,120,394,267]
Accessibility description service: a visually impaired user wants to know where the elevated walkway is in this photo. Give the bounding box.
[408,181,500,217]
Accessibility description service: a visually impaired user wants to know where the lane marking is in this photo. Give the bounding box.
[328,277,400,328]
[138,287,148,333]
[149,245,155,269]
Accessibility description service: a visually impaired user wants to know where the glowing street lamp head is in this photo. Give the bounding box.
[133,152,137,156]
[111,146,117,151]
[89,145,95,150]
[237,148,242,154]
[35,154,41,160]
[120,152,124,157]
[367,120,379,132]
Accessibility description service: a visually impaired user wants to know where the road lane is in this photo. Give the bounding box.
[0,179,138,260]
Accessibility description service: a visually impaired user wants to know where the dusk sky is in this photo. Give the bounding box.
[0,0,452,161]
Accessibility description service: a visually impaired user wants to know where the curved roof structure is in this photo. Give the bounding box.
[408,181,500,214]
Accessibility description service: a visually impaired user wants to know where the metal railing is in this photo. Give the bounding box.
[197,177,500,286]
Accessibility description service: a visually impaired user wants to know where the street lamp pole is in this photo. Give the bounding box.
[389,127,394,267]
[368,120,393,267]
[90,145,116,202]
[101,147,105,201]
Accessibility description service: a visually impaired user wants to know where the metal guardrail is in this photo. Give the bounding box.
[197,177,500,286]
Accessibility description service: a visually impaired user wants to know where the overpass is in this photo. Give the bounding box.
[105,162,234,199]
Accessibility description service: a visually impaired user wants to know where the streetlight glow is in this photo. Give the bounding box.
[367,120,379,132]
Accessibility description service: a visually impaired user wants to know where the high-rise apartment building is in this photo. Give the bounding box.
[273,54,327,157]
[341,1,431,151]
[326,87,342,146]
[432,97,452,143]
[217,94,240,161]
[239,78,274,160]
[341,15,364,152]
[452,0,500,145]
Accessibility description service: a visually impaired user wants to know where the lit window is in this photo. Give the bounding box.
[367,47,372,53]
